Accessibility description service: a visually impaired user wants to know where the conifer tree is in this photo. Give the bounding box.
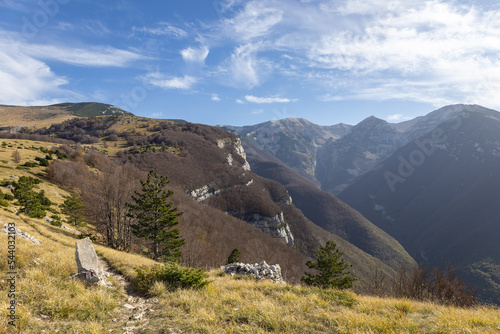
[301,241,356,289]
[127,170,185,262]
[226,248,241,264]
[13,176,51,218]
[60,193,86,226]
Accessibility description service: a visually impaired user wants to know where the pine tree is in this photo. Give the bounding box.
[301,241,357,289]
[12,176,52,218]
[226,248,241,264]
[127,170,185,262]
[60,193,86,226]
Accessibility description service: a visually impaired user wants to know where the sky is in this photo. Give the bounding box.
[1,0,500,126]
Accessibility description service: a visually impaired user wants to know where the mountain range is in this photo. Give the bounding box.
[228,104,500,304]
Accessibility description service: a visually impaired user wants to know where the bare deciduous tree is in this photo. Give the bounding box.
[11,150,21,163]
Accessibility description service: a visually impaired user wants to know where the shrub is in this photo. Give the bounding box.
[23,162,38,167]
[35,157,49,166]
[0,191,14,201]
[134,263,210,294]
[0,199,9,207]
[49,214,63,227]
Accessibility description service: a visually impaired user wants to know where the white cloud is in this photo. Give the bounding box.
[20,44,146,67]
[221,1,283,41]
[236,99,245,104]
[181,46,209,63]
[252,109,264,114]
[0,38,72,105]
[245,95,297,103]
[143,73,197,90]
[224,43,274,89]
[211,94,221,101]
[386,114,406,122]
[206,0,500,108]
[133,23,188,38]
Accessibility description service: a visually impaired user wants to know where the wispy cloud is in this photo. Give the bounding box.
[56,20,111,36]
[222,43,274,89]
[205,0,500,107]
[132,23,188,38]
[143,73,197,90]
[211,94,221,101]
[20,44,146,67]
[0,0,28,12]
[220,1,284,42]
[245,95,297,103]
[0,38,73,105]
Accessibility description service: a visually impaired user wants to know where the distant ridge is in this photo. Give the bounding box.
[51,102,132,117]
[0,102,132,128]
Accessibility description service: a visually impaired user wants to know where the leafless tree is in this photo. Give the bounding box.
[82,161,144,250]
[11,150,21,163]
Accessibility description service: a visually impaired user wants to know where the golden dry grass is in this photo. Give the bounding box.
[0,105,77,128]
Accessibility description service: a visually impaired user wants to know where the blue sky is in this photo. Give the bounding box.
[1,0,500,126]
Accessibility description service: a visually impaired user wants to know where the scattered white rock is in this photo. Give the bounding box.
[1,222,41,244]
[61,224,80,235]
[221,261,285,284]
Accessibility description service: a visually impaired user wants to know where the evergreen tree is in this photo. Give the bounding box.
[301,241,356,289]
[127,170,185,262]
[226,248,241,264]
[60,193,86,226]
[12,176,52,218]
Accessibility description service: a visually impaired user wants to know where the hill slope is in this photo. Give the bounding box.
[0,102,131,129]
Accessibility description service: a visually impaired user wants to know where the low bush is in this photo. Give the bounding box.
[134,263,210,294]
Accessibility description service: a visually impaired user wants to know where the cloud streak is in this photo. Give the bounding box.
[143,73,197,90]
[245,95,297,103]
[132,23,188,38]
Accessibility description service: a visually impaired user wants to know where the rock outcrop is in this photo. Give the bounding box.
[217,138,251,171]
[228,211,294,246]
[221,260,285,284]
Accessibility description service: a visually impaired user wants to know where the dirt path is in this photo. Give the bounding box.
[14,212,163,334]
[98,257,161,334]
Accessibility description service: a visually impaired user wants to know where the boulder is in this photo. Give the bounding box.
[75,238,99,273]
[71,238,109,286]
